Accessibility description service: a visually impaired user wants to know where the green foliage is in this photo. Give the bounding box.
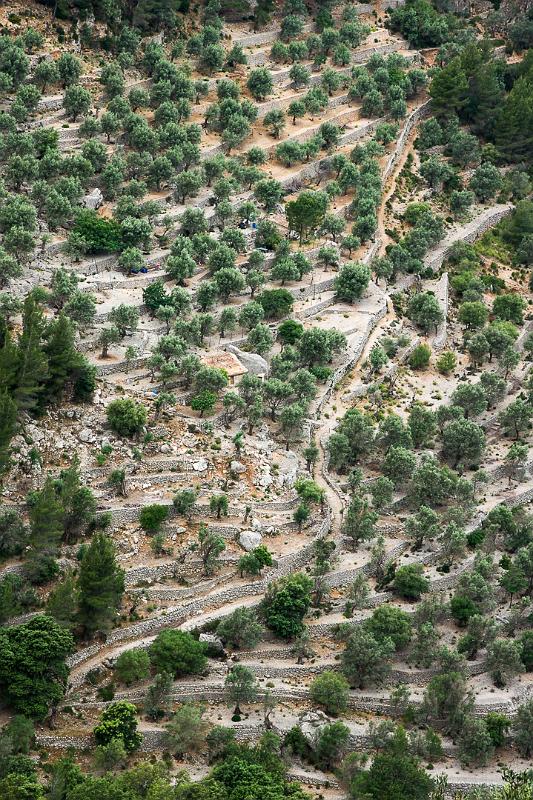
[388,0,451,47]
[257,288,294,319]
[314,721,350,769]
[224,664,258,711]
[328,408,375,472]
[393,564,429,600]
[409,343,432,370]
[334,262,371,303]
[107,398,147,437]
[72,210,122,254]
[139,504,169,534]
[24,476,63,584]
[114,649,150,686]
[165,702,209,756]
[286,190,328,244]
[436,350,457,375]
[217,607,265,650]
[149,630,207,677]
[458,716,494,767]
[261,573,312,639]
[309,671,349,715]
[93,701,141,753]
[78,533,124,637]
[351,751,434,800]
[0,615,73,719]
[247,67,273,100]
[407,292,443,333]
[513,699,533,757]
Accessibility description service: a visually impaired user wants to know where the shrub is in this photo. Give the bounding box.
[107,398,147,437]
[392,564,429,600]
[409,343,431,370]
[72,210,121,254]
[139,504,169,534]
[149,630,207,677]
[114,649,150,686]
[436,351,457,374]
[93,701,141,752]
[309,671,349,715]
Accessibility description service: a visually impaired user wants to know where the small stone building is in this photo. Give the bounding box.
[201,351,247,385]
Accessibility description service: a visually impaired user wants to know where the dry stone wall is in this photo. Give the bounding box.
[381,100,431,183]
[433,272,449,350]
[317,303,388,414]
[424,204,514,272]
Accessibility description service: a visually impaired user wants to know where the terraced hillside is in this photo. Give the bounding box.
[0,0,532,798]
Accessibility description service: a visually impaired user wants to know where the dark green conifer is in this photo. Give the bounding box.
[78,533,125,636]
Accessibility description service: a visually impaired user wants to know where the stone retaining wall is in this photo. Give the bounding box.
[424,204,514,272]
[76,676,529,720]
[233,22,314,48]
[36,94,63,112]
[433,272,449,350]
[317,302,388,414]
[66,513,330,676]
[381,100,431,183]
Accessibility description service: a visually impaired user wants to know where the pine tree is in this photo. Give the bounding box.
[25,476,64,584]
[497,74,533,163]
[46,571,79,630]
[429,58,468,118]
[56,454,96,543]
[0,390,17,478]
[78,533,125,637]
[0,332,19,393]
[42,312,78,407]
[14,296,48,413]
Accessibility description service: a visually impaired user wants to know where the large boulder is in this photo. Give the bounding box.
[239,530,262,551]
[199,633,224,652]
[82,188,103,210]
[299,710,331,742]
[78,427,96,444]
[226,345,269,378]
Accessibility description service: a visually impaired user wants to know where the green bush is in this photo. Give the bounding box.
[93,701,141,753]
[139,504,169,534]
[114,649,150,686]
[149,630,207,677]
[72,210,122,254]
[107,398,147,437]
[409,343,432,370]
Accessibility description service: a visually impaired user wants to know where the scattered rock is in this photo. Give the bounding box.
[78,428,96,444]
[231,460,246,474]
[193,458,208,472]
[299,710,331,741]
[258,471,273,488]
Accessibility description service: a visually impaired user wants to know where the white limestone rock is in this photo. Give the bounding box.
[82,188,103,210]
[226,345,269,377]
[78,428,96,444]
[199,633,224,652]
[258,470,273,488]
[239,530,262,551]
[299,710,331,741]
